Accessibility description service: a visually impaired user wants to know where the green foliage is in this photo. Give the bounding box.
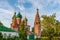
[0,13,60,40]
[19,20,27,40]
[35,37,60,40]
[35,38,41,40]
[0,21,3,26]
[0,32,3,40]
[32,27,34,32]
[41,13,56,28]
[41,13,60,40]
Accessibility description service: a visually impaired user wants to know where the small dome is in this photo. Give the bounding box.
[16,12,22,18]
[24,17,28,21]
[12,12,16,19]
[22,17,28,24]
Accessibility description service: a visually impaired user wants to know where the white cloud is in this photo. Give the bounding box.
[17,0,60,27]
[47,0,60,4]
[17,5,25,11]
[17,0,45,28]
[18,0,26,3]
[0,1,14,11]
[0,0,14,28]
[28,0,44,10]
[0,8,14,28]
[0,0,60,29]
[47,0,53,3]
[0,8,13,14]
[54,0,60,4]
[55,11,60,21]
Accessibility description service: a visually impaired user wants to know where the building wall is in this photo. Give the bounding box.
[17,18,21,25]
[0,31,19,38]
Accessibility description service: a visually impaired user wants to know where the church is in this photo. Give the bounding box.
[10,8,41,38]
[0,8,41,38]
[11,12,30,34]
[34,8,41,38]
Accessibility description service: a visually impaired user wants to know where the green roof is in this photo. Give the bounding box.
[0,25,16,32]
[16,12,22,18]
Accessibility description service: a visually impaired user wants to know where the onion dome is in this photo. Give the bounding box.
[16,12,22,18]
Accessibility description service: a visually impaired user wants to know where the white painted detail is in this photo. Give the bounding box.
[0,31,19,38]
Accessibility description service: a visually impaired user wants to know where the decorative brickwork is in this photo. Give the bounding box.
[34,8,41,38]
[11,12,22,31]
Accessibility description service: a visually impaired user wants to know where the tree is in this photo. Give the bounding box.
[0,32,3,40]
[19,20,27,40]
[0,21,3,25]
[41,13,60,39]
[32,27,34,32]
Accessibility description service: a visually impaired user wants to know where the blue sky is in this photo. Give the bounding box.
[0,0,60,28]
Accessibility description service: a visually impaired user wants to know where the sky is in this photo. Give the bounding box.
[0,0,60,29]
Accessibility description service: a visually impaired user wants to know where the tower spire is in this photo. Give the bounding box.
[35,8,40,22]
[34,8,41,38]
[36,8,39,13]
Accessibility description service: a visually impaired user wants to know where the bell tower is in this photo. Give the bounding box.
[34,8,41,38]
